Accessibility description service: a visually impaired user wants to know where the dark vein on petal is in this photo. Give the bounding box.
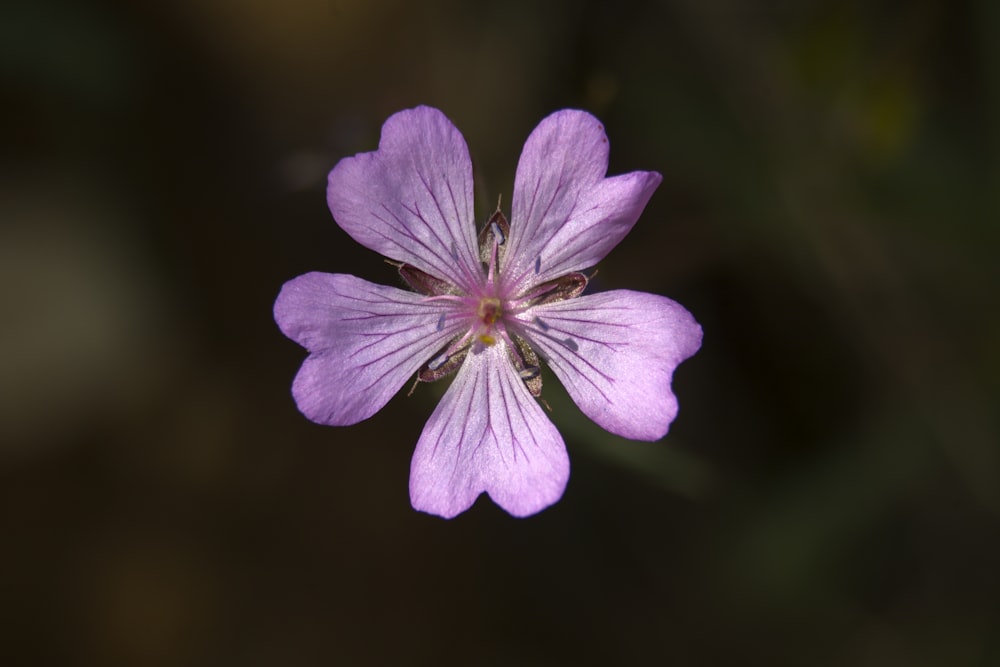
[509,174,575,287]
[547,347,615,405]
[529,192,578,277]
[539,301,636,315]
[371,205,460,283]
[443,177,478,288]
[328,287,427,309]
[474,354,498,467]
[350,330,457,394]
[409,166,479,288]
[540,311,634,326]
[526,326,616,402]
[517,313,629,351]
[502,365,532,465]
[495,364,515,464]
[379,207,451,268]
[414,170,453,245]
[550,329,626,351]
[446,363,476,487]
[411,171,457,252]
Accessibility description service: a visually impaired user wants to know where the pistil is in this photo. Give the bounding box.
[476,297,503,346]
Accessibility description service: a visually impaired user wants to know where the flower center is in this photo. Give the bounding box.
[476,297,503,346]
[477,297,502,324]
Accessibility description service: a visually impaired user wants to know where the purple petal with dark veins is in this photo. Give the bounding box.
[327,106,482,292]
[517,290,702,441]
[504,110,661,290]
[409,343,569,519]
[274,272,464,426]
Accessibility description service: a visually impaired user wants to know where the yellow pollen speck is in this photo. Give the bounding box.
[478,334,496,346]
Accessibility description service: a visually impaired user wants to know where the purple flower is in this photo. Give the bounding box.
[274,106,702,518]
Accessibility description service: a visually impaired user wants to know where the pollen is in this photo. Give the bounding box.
[477,297,502,325]
[478,334,497,346]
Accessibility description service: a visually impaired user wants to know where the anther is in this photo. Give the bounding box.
[490,220,506,245]
[428,352,449,370]
[519,366,540,380]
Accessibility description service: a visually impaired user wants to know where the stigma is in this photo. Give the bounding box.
[475,297,503,347]
[477,297,502,325]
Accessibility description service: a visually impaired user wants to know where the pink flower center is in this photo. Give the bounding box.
[477,297,502,325]
[474,296,504,346]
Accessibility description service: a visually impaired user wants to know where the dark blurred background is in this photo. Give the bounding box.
[2,0,998,665]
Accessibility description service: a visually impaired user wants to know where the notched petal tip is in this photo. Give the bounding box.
[507,112,664,289]
[523,290,702,442]
[325,106,481,291]
[275,272,462,427]
[409,344,569,519]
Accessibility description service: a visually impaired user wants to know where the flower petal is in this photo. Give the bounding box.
[274,272,465,426]
[517,290,702,441]
[327,106,482,291]
[504,110,662,289]
[409,342,569,519]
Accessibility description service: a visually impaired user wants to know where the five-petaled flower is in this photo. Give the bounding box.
[274,106,702,518]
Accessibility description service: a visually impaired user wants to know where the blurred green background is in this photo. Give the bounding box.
[2,0,998,665]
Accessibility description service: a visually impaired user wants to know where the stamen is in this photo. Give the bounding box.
[439,330,474,359]
[486,233,499,284]
[423,328,475,376]
[419,335,471,384]
[428,352,449,370]
[510,272,589,313]
[500,330,544,398]
[478,200,510,268]
[517,283,559,303]
[398,263,460,297]
[490,219,506,245]
[519,366,540,380]
[421,294,465,304]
